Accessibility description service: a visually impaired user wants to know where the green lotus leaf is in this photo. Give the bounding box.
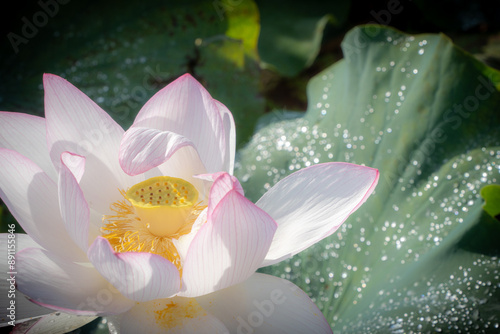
[236,25,500,332]
[256,0,349,77]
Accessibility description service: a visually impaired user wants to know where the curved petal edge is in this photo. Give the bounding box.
[258,162,379,267]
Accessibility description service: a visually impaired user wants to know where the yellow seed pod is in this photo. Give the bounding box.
[126,176,199,237]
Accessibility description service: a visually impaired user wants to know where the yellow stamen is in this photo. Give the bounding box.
[101,176,206,275]
[126,297,207,331]
[153,298,206,329]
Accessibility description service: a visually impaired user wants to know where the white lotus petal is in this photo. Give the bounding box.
[131,74,226,173]
[60,152,85,183]
[119,127,194,176]
[44,74,129,214]
[16,247,134,315]
[215,100,236,175]
[258,162,379,266]
[58,152,90,252]
[196,172,244,219]
[197,273,333,334]
[0,148,86,262]
[107,297,229,334]
[88,237,181,302]
[180,190,277,297]
[0,234,53,326]
[0,112,56,181]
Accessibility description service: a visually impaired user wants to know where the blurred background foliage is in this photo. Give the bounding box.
[1,0,499,333]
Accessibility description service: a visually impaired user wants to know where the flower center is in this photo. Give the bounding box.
[126,176,199,237]
[101,176,206,273]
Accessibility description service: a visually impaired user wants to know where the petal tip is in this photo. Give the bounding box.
[43,73,63,85]
[178,73,195,80]
[172,73,205,90]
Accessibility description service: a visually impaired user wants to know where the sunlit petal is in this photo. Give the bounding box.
[180,190,277,297]
[258,162,379,266]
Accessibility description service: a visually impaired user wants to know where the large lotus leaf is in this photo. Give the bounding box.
[235,25,500,332]
[256,0,349,77]
[0,0,262,145]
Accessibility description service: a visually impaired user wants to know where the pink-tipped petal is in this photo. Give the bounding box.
[180,190,277,298]
[0,112,56,181]
[0,234,54,326]
[131,74,227,173]
[257,162,379,267]
[107,297,229,334]
[16,247,134,316]
[197,273,333,334]
[198,172,244,219]
[215,101,236,174]
[0,148,87,262]
[88,237,181,302]
[43,74,128,214]
[10,313,97,334]
[58,152,90,252]
[119,127,194,176]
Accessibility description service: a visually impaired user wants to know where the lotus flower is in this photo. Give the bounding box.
[0,73,378,333]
